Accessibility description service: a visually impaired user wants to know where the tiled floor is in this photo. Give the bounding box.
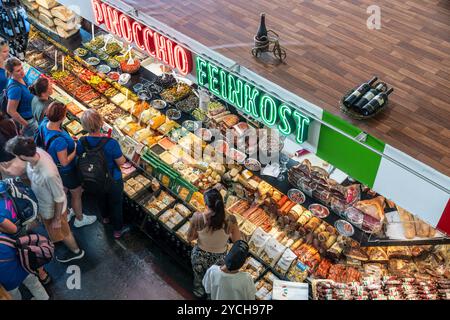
[20,197,194,300]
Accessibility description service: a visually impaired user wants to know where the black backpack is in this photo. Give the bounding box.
[34,125,62,152]
[1,83,19,117]
[77,137,112,193]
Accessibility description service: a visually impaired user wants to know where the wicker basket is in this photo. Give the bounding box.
[340,88,389,120]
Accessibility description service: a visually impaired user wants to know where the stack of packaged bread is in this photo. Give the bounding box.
[22,0,81,38]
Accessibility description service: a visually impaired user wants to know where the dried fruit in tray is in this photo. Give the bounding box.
[74,85,94,99]
[80,91,101,103]
[87,75,102,86]
[98,104,126,124]
[79,69,96,82]
[160,83,192,103]
[51,70,70,80]
[88,97,108,109]
[66,102,83,115]
[95,81,111,93]
[104,87,120,98]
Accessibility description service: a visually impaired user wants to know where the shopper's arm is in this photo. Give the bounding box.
[0,219,18,234]
[7,100,28,127]
[114,155,126,166]
[56,148,76,167]
[228,215,241,242]
[187,213,200,242]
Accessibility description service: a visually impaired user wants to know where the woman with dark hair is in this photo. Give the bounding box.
[40,102,96,228]
[0,118,23,179]
[187,188,241,298]
[30,77,53,125]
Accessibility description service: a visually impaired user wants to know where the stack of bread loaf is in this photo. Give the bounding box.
[21,0,80,38]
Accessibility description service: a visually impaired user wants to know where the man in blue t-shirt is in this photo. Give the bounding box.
[5,57,38,137]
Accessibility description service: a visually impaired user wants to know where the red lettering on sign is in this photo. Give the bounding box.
[91,0,103,24]
[119,14,132,43]
[100,3,111,30]
[154,34,168,64]
[143,27,156,57]
[166,39,175,68]
[174,45,191,76]
[132,21,145,50]
[108,7,122,37]
[92,0,193,75]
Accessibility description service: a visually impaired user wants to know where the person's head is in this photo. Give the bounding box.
[204,188,225,231]
[5,136,37,162]
[0,119,18,140]
[30,77,53,99]
[80,109,103,134]
[46,101,67,124]
[0,39,9,63]
[5,57,24,79]
[224,240,249,272]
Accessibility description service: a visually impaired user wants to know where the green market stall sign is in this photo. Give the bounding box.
[196,57,311,144]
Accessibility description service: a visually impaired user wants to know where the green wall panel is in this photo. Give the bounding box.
[316,111,385,187]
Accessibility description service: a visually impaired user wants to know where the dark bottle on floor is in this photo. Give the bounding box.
[344,76,378,107]
[256,13,268,41]
[353,82,387,111]
[361,87,394,116]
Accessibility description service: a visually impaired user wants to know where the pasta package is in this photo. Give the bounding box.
[248,227,271,255]
[275,249,297,275]
[260,237,286,267]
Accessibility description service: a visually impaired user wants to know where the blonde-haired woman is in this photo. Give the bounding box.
[76,109,129,239]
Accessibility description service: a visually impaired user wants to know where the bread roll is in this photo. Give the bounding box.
[36,0,58,10]
[38,6,53,18]
[38,13,55,27]
[51,5,76,22]
[398,207,416,239]
[56,26,78,39]
[54,17,78,31]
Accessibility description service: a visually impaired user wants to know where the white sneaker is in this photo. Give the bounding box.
[73,214,97,228]
[67,208,76,222]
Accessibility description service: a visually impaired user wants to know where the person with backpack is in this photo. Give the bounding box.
[0,179,51,285]
[5,136,85,263]
[0,39,9,94]
[77,109,129,239]
[39,102,96,228]
[4,57,38,137]
[30,77,53,125]
[0,233,49,300]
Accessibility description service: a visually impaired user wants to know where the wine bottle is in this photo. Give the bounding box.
[361,88,394,116]
[353,82,387,110]
[256,13,268,41]
[344,76,378,106]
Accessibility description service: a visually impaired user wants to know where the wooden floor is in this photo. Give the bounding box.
[124,0,450,176]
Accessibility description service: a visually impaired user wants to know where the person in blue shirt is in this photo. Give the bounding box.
[40,102,96,228]
[77,109,129,239]
[5,57,38,137]
[0,39,9,93]
[0,183,18,235]
[0,233,49,300]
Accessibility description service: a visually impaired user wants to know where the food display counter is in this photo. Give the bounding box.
[21,0,450,300]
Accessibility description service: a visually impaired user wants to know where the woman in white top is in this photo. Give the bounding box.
[187,188,241,298]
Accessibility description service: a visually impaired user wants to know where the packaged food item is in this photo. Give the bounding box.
[260,237,286,267]
[241,257,265,281]
[176,221,191,241]
[287,260,309,283]
[274,249,297,275]
[248,227,271,255]
[240,220,257,242]
[174,203,192,218]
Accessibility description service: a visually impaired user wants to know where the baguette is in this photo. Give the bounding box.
[414,216,431,238]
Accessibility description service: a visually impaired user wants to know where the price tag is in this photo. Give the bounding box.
[272,280,309,300]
